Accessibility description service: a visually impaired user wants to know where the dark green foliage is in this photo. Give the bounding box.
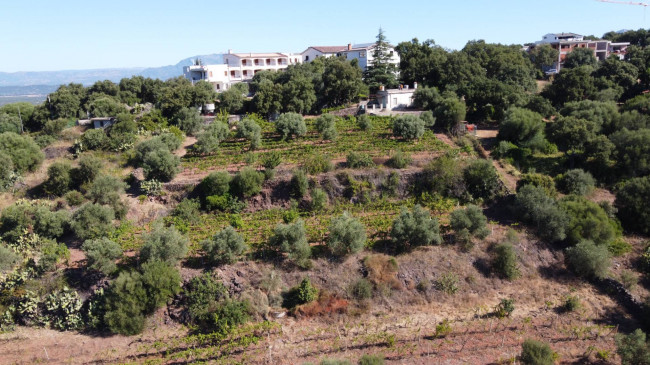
[139,260,181,312]
[0,243,19,272]
[43,118,68,136]
[516,173,557,197]
[514,185,568,242]
[275,112,306,140]
[290,169,309,199]
[236,118,262,150]
[68,203,110,241]
[420,110,436,128]
[493,233,520,280]
[0,132,44,173]
[195,121,229,154]
[0,113,21,134]
[346,152,375,169]
[542,66,596,106]
[422,155,467,199]
[171,198,201,225]
[303,154,333,175]
[528,43,559,73]
[385,150,411,169]
[0,151,15,191]
[616,176,650,234]
[327,212,367,256]
[520,339,554,365]
[463,159,500,201]
[201,226,247,265]
[199,171,231,198]
[498,107,546,151]
[364,28,399,91]
[564,47,597,69]
[357,115,372,130]
[269,219,311,267]
[262,151,282,179]
[616,329,650,365]
[563,295,581,312]
[413,87,441,110]
[358,354,385,365]
[525,95,556,119]
[565,240,611,279]
[75,154,102,186]
[86,174,128,218]
[140,224,188,265]
[141,147,180,182]
[560,195,617,246]
[171,107,203,135]
[43,161,72,196]
[204,194,244,213]
[104,271,147,335]
[284,277,319,308]
[87,96,127,118]
[315,114,338,141]
[211,299,250,335]
[609,128,650,178]
[450,205,490,239]
[390,205,442,250]
[230,167,264,198]
[392,114,425,140]
[0,202,70,243]
[495,298,515,318]
[349,278,373,300]
[311,188,328,211]
[218,83,247,114]
[184,273,229,332]
[82,237,123,275]
[434,97,466,133]
[321,56,364,107]
[81,129,108,150]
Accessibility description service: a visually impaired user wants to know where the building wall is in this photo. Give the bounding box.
[301,48,342,62]
[377,90,415,110]
[342,46,400,72]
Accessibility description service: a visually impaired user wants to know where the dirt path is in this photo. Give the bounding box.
[474,128,519,193]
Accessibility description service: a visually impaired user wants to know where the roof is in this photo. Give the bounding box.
[553,32,582,38]
[308,46,347,53]
[343,42,396,52]
[378,88,416,94]
[229,52,289,58]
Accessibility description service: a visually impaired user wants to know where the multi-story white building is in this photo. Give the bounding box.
[183,50,302,92]
[301,46,347,62]
[301,43,400,72]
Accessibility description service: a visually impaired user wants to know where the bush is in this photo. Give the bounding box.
[311,188,328,211]
[563,295,581,312]
[171,198,201,225]
[86,174,128,218]
[392,114,425,140]
[236,118,262,150]
[43,118,68,136]
[565,240,611,279]
[140,224,188,265]
[71,203,115,240]
[316,114,338,141]
[134,134,181,163]
[269,219,311,267]
[520,339,554,365]
[0,132,44,173]
[303,154,334,175]
[435,273,459,294]
[514,185,569,242]
[493,242,520,280]
[347,151,375,168]
[139,260,181,312]
[81,129,108,150]
[140,179,163,196]
[0,151,15,191]
[0,202,70,243]
[434,97,466,132]
[290,169,309,199]
[199,171,231,198]
[141,147,180,182]
[557,169,595,196]
[349,278,373,300]
[497,107,546,150]
[385,150,411,169]
[516,173,556,197]
[390,205,441,251]
[201,226,247,265]
[230,167,264,198]
[171,107,203,135]
[204,193,244,213]
[195,121,229,154]
[104,271,147,335]
[43,161,72,196]
[275,112,306,140]
[327,212,367,257]
[75,154,102,186]
[435,319,452,338]
[560,195,617,246]
[284,277,319,308]
[261,151,282,179]
[495,298,515,318]
[616,329,650,365]
[420,110,436,128]
[0,244,18,272]
[184,273,229,332]
[358,354,385,365]
[211,299,250,335]
[357,115,372,130]
[422,155,467,199]
[615,176,650,235]
[449,205,489,239]
[463,159,500,201]
[82,237,123,275]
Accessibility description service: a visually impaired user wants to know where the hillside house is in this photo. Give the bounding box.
[302,43,401,72]
[301,46,347,62]
[376,84,416,110]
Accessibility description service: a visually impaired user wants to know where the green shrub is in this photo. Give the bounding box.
[141,148,179,182]
[195,121,229,154]
[43,161,72,196]
[82,237,123,275]
[199,171,231,198]
[171,107,203,135]
[327,212,367,257]
[357,115,372,130]
[358,354,385,365]
[450,205,489,239]
[495,298,515,318]
[269,219,311,268]
[565,240,611,279]
[0,132,44,173]
[463,159,500,201]
[140,179,163,196]
[104,271,147,335]
[230,167,264,198]
[616,329,650,365]
[434,319,452,338]
[212,299,250,335]
[71,203,115,240]
[204,193,244,213]
[237,118,262,150]
[385,150,412,169]
[290,169,309,199]
[303,153,333,175]
[171,198,201,225]
[557,169,595,196]
[81,129,108,150]
[262,151,282,179]
[139,260,181,313]
[0,202,70,243]
[86,174,128,218]
[435,273,459,294]
[347,152,375,169]
[284,277,319,308]
[497,107,546,150]
[390,205,441,251]
[493,239,520,280]
[393,114,425,140]
[140,223,188,265]
[42,287,83,330]
[422,155,467,199]
[563,295,581,312]
[0,151,16,191]
[515,185,569,242]
[560,195,617,246]
[0,244,18,272]
[615,176,650,235]
[310,188,328,211]
[516,173,557,197]
[315,114,338,141]
[434,97,466,132]
[420,110,436,128]
[349,278,373,300]
[201,226,247,265]
[43,118,68,136]
[184,273,229,332]
[275,112,306,140]
[74,154,102,186]
[520,339,554,365]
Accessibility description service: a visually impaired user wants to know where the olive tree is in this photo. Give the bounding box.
[390,205,441,251]
[315,114,338,141]
[327,212,367,257]
[71,203,115,240]
[82,237,123,275]
[140,224,189,265]
[269,219,311,268]
[275,112,306,140]
[392,114,425,140]
[201,226,247,265]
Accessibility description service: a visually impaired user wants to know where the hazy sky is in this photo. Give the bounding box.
[0,0,645,72]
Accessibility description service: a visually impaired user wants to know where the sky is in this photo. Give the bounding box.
[0,0,646,72]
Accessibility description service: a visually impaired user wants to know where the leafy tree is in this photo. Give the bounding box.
[81,129,108,150]
[43,161,72,196]
[364,27,398,91]
[218,82,247,113]
[514,185,568,242]
[463,159,500,201]
[392,114,424,140]
[142,148,180,182]
[357,114,373,130]
[281,70,317,114]
[195,121,229,154]
[498,107,546,151]
[616,329,650,365]
[0,113,22,134]
[140,224,188,265]
[609,128,650,177]
[311,188,328,211]
[420,110,436,128]
[542,66,596,106]
[315,114,338,141]
[525,95,557,119]
[104,271,147,335]
[191,80,217,107]
[560,100,619,133]
[0,132,44,173]
[184,273,229,331]
[290,169,309,199]
[87,96,127,117]
[564,47,598,69]
[517,173,557,197]
[139,260,181,312]
[346,151,375,169]
[269,219,311,267]
[422,154,467,199]
[275,112,306,140]
[74,154,102,186]
[327,212,367,257]
[86,174,127,214]
[199,171,231,198]
[565,239,611,279]
[493,232,520,280]
[230,167,264,198]
[321,56,364,107]
[82,237,123,275]
[412,87,441,110]
[71,203,115,240]
[385,150,412,169]
[251,79,282,117]
[529,44,559,74]
[520,339,554,365]
[201,226,247,265]
[391,205,441,250]
[396,38,448,87]
[434,97,466,133]
[615,176,650,234]
[556,169,595,195]
[450,205,489,239]
[171,107,203,135]
[236,118,262,150]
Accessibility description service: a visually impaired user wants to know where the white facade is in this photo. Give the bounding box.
[341,43,400,72]
[301,46,347,62]
[532,33,630,72]
[376,86,416,110]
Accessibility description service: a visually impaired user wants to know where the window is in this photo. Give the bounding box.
[305,55,309,61]
[360,52,366,58]
[242,60,247,66]
[266,58,271,65]
[230,70,235,77]
[216,84,220,90]
[390,51,394,57]
[243,70,248,76]
[255,59,260,65]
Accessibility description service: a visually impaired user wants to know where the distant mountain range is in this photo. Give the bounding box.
[0,53,225,98]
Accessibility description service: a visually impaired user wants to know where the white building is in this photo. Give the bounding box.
[183,50,302,92]
[532,33,630,72]
[301,46,347,62]
[302,43,400,72]
[376,84,416,110]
